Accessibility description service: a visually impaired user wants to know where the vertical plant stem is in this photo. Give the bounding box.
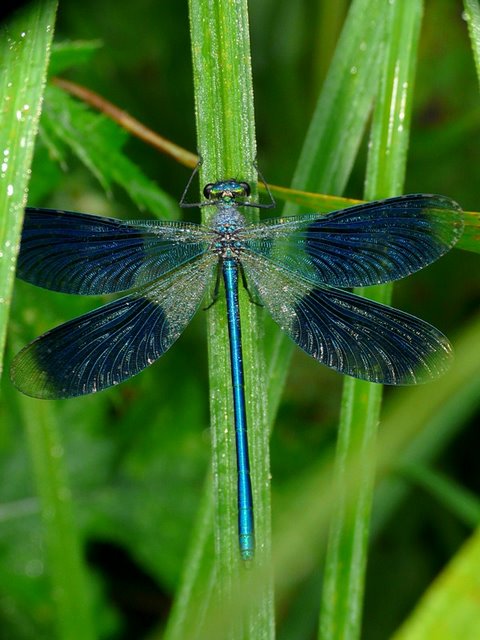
[187,0,273,638]
[319,2,424,639]
[20,399,95,640]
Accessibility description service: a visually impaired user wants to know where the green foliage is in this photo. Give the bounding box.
[1,0,479,639]
[39,83,179,218]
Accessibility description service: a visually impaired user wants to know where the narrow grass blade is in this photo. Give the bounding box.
[320,3,424,639]
[284,0,388,202]
[167,1,273,639]
[268,0,390,427]
[163,477,216,640]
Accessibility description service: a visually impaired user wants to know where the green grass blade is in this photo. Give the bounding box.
[168,1,274,638]
[284,0,388,202]
[268,0,389,426]
[163,476,216,640]
[1,5,96,638]
[0,1,56,381]
[319,2,424,639]
[19,397,95,640]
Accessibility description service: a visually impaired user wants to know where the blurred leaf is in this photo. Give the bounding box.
[49,40,103,75]
[392,527,480,640]
[398,463,480,528]
[39,84,179,218]
[372,310,480,532]
[88,362,209,590]
[18,394,96,640]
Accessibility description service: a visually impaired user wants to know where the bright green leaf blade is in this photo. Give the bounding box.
[392,527,480,640]
[1,5,95,638]
[166,1,274,639]
[0,2,56,381]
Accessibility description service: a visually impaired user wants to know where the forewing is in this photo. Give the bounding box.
[240,194,463,287]
[242,254,452,384]
[11,254,216,398]
[17,207,211,294]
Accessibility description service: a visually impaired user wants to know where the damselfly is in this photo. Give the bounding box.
[11,177,463,559]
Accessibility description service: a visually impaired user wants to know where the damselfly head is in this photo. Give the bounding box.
[203,180,251,202]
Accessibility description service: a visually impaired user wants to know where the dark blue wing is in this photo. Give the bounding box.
[240,195,463,287]
[17,208,211,294]
[10,254,216,398]
[242,253,452,384]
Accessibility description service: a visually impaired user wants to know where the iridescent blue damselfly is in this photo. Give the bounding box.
[11,170,463,560]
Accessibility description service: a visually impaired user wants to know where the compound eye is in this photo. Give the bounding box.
[203,183,214,198]
[239,181,251,196]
